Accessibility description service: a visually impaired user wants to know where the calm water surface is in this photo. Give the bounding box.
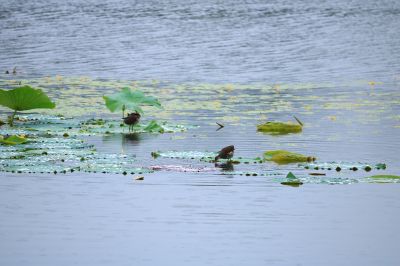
[0,0,400,265]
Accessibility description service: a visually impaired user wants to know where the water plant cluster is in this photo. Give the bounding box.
[0,83,398,185]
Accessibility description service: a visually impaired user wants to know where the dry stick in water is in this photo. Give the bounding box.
[216,122,224,131]
[293,116,303,126]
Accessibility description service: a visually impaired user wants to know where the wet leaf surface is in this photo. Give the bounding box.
[264,150,315,164]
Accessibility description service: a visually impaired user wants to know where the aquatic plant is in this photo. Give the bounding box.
[257,117,303,135]
[370,175,400,179]
[281,172,304,187]
[0,86,55,126]
[103,87,162,118]
[264,150,315,164]
[0,135,28,145]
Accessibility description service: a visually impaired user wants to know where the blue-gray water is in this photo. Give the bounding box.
[1,0,400,265]
[1,0,400,83]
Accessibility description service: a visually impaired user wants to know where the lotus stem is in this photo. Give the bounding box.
[8,110,17,127]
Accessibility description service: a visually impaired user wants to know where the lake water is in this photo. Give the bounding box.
[1,0,400,265]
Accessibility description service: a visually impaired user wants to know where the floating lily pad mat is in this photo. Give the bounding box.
[151,150,264,164]
[299,162,386,171]
[0,136,152,174]
[0,77,399,184]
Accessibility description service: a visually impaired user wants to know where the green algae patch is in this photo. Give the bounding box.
[264,150,315,164]
[0,135,28,145]
[257,122,302,135]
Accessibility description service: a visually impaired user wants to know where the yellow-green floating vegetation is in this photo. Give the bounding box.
[264,150,315,164]
[257,121,302,135]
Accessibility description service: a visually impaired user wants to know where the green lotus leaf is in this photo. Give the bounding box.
[0,86,55,111]
[143,120,165,133]
[0,135,28,145]
[264,150,315,164]
[103,87,162,115]
[281,172,303,186]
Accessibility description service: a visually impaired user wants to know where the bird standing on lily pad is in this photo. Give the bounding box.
[123,112,141,131]
[103,87,162,131]
[215,145,235,162]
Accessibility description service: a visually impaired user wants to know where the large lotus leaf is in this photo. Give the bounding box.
[0,86,55,111]
[103,87,162,114]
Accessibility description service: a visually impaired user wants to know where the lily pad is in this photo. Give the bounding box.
[370,175,400,179]
[151,150,217,160]
[257,122,302,135]
[299,162,386,171]
[264,150,315,164]
[0,135,28,145]
[152,150,263,164]
[79,119,188,135]
[103,87,162,115]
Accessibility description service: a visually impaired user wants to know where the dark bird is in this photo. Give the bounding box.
[215,145,234,161]
[123,112,141,131]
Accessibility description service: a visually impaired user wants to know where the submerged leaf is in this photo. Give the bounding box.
[257,122,302,135]
[103,87,162,115]
[264,150,315,164]
[0,86,55,111]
